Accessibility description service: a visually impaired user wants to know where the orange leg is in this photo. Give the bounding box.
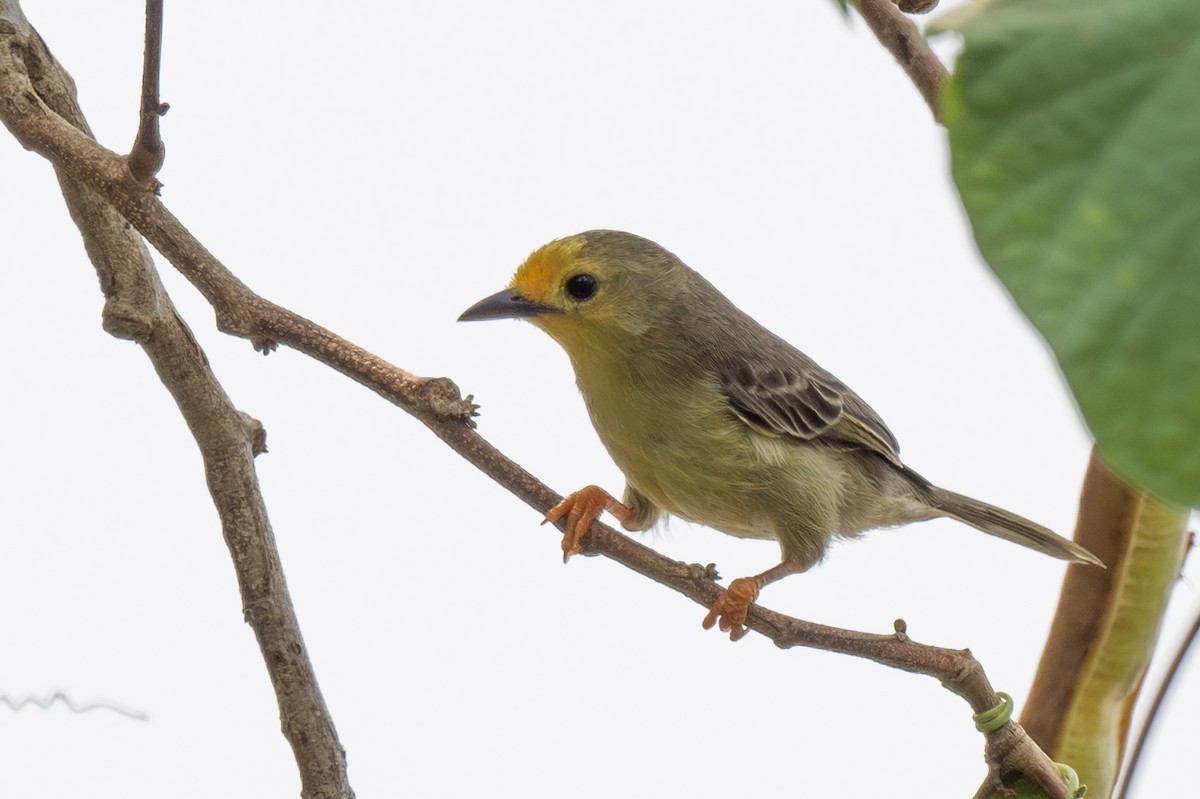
[702,559,809,642]
[544,485,638,563]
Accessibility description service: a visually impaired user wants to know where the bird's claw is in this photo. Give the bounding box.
[544,485,614,563]
[702,577,760,642]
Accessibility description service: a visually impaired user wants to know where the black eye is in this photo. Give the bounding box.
[564,273,598,301]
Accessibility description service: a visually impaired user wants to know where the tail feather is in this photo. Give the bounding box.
[927,486,1104,567]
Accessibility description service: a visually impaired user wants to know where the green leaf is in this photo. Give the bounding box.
[944,0,1200,507]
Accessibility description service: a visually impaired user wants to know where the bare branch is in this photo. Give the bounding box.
[127,0,166,186]
[0,6,351,798]
[537,486,1067,798]
[853,0,948,120]
[1117,599,1200,799]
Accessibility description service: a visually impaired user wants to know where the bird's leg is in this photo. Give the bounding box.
[702,559,809,641]
[544,485,638,563]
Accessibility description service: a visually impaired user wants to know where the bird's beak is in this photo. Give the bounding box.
[458,288,558,322]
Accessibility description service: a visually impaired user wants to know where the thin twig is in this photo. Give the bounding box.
[1116,603,1200,799]
[854,0,948,120]
[127,0,166,185]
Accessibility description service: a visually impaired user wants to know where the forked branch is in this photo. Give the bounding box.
[0,4,350,798]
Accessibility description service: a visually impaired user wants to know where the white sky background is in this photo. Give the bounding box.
[1,1,1196,797]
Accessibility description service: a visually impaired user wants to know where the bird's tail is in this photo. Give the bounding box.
[926,486,1104,567]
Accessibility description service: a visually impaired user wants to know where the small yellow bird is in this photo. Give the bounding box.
[460,230,1102,640]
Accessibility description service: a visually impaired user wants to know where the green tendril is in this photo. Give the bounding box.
[972,692,1013,733]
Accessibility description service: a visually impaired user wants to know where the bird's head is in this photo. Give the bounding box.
[459,230,686,354]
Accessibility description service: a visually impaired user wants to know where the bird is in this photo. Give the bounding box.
[459,230,1102,640]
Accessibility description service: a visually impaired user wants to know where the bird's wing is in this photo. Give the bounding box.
[719,358,902,466]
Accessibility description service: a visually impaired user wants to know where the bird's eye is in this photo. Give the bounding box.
[564,273,598,301]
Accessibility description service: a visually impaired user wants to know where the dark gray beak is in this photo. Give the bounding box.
[458,288,558,322]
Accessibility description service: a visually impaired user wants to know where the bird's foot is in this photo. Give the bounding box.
[702,577,761,641]
[544,485,624,563]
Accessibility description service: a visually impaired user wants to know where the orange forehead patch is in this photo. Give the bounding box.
[508,236,585,304]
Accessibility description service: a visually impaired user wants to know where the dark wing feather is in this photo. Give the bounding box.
[719,358,902,466]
